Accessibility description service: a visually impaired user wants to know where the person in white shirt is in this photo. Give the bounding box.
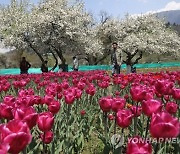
[73,56,79,71]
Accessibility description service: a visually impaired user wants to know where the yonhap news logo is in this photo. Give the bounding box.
[111,134,180,147]
[128,137,180,144]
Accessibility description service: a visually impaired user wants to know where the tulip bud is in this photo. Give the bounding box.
[80,110,86,116]
[108,114,114,120]
[165,102,178,114]
[48,100,61,114]
[40,131,54,144]
[172,88,180,100]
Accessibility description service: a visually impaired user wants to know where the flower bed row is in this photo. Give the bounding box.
[0,70,179,154]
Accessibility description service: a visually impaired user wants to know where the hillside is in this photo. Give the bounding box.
[156,10,180,25]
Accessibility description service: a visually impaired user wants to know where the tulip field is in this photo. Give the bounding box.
[0,70,179,154]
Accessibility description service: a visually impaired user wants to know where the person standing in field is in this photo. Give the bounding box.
[20,57,31,74]
[111,42,122,75]
[72,56,79,71]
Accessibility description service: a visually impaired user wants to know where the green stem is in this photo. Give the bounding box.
[104,112,108,139]
[161,96,165,105]
[43,132,46,154]
[145,117,150,139]
[114,115,117,135]
[66,105,71,152]
[75,100,78,114]
[178,101,180,120]
[164,142,167,154]
[89,95,93,105]
[154,143,159,154]
[134,102,139,135]
[120,129,124,154]
[22,148,27,154]
[141,114,145,136]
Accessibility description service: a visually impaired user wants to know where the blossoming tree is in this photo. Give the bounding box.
[96,15,180,73]
[0,0,93,70]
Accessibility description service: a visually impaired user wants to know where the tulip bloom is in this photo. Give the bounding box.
[43,95,54,105]
[85,85,96,96]
[124,94,129,100]
[57,93,63,100]
[130,106,142,117]
[37,112,54,132]
[61,81,69,89]
[0,120,32,154]
[3,95,16,104]
[13,107,38,129]
[142,99,162,117]
[165,102,178,114]
[48,100,61,114]
[99,96,113,112]
[98,81,109,89]
[77,82,86,90]
[115,91,120,96]
[130,86,147,102]
[150,112,180,138]
[155,80,174,95]
[40,131,54,144]
[172,88,180,100]
[0,143,10,154]
[116,109,133,128]
[127,136,152,154]
[111,97,125,112]
[32,95,42,105]
[75,89,83,99]
[0,104,13,120]
[64,93,75,104]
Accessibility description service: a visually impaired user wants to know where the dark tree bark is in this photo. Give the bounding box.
[75,49,110,65]
[0,55,7,68]
[28,42,45,63]
[50,45,66,65]
[50,22,67,65]
[24,35,45,63]
[123,50,142,73]
[49,50,58,71]
[75,53,90,64]
[93,53,110,65]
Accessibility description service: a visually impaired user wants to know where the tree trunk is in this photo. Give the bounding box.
[94,54,109,65]
[126,65,132,74]
[87,55,97,65]
[49,50,58,71]
[24,36,45,63]
[50,45,66,65]
[123,50,142,74]
[28,43,45,63]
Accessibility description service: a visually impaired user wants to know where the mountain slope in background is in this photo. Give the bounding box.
[156,10,180,25]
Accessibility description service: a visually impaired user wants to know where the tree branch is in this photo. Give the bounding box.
[23,35,45,63]
[133,51,142,65]
[49,49,58,71]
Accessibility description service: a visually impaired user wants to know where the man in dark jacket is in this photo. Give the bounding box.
[111,42,121,75]
[20,57,31,74]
